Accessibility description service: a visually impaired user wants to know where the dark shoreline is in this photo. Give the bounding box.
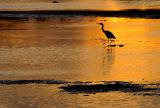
[0,79,68,85]
[0,9,160,19]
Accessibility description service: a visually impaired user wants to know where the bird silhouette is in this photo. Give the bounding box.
[97,23,116,42]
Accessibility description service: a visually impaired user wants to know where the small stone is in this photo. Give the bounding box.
[52,1,59,3]
[118,44,124,47]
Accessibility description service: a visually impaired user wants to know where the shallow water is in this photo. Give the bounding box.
[0,16,160,107]
[0,16,160,82]
[0,84,160,108]
[0,0,160,11]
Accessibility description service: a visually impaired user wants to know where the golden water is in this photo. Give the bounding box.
[0,16,160,107]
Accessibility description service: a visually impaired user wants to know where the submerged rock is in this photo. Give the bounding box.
[106,44,125,47]
[118,44,124,47]
[107,44,117,47]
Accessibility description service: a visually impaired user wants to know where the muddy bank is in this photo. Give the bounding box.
[60,81,160,96]
[0,9,160,19]
[1,80,160,96]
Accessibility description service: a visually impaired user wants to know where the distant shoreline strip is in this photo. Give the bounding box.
[0,9,160,18]
[0,80,68,85]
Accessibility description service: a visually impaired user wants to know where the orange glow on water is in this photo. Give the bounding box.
[0,17,160,82]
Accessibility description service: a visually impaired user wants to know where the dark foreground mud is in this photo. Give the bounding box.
[0,80,160,96]
[60,81,160,96]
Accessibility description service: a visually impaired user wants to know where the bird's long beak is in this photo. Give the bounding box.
[99,20,107,22]
[97,23,101,25]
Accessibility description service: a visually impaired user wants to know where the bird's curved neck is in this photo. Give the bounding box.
[101,24,105,32]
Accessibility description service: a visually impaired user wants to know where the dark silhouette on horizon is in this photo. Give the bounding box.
[97,23,116,42]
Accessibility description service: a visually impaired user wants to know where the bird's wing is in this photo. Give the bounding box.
[104,31,116,39]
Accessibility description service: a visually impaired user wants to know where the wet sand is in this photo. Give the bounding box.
[0,0,160,11]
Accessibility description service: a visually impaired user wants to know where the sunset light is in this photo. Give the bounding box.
[0,0,160,108]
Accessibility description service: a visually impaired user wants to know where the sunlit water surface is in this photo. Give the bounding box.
[0,16,160,81]
[0,16,160,107]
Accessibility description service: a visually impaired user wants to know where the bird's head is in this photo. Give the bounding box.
[97,23,104,26]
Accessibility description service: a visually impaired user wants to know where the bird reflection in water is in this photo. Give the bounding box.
[101,44,115,75]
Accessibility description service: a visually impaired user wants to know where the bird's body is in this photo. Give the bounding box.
[98,23,116,42]
[103,31,116,39]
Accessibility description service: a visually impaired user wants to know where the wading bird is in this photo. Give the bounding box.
[97,23,116,42]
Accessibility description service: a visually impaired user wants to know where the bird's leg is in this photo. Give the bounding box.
[110,39,114,43]
[110,39,112,43]
[107,39,110,43]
